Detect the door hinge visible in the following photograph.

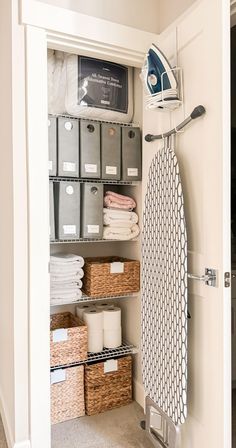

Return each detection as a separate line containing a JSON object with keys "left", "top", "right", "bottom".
{"left": 224, "top": 272, "right": 230, "bottom": 288}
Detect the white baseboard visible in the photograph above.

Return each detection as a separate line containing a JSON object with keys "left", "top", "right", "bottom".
{"left": 13, "top": 441, "right": 31, "bottom": 448}
{"left": 133, "top": 379, "right": 146, "bottom": 410}
{"left": 0, "top": 387, "right": 30, "bottom": 448}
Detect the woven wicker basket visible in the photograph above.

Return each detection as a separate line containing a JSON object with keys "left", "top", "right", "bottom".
{"left": 51, "top": 365, "right": 85, "bottom": 424}
{"left": 85, "top": 355, "right": 132, "bottom": 415}
{"left": 50, "top": 312, "right": 87, "bottom": 367}
{"left": 82, "top": 257, "right": 140, "bottom": 298}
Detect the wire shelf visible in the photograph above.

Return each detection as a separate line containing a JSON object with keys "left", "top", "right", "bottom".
{"left": 50, "top": 292, "right": 138, "bottom": 307}
{"left": 49, "top": 113, "right": 140, "bottom": 129}
{"left": 50, "top": 237, "right": 139, "bottom": 244}
{"left": 49, "top": 176, "right": 139, "bottom": 186}
{"left": 50, "top": 341, "right": 138, "bottom": 371}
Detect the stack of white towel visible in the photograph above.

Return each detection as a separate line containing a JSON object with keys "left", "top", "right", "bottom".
{"left": 76, "top": 302, "right": 122, "bottom": 353}
{"left": 50, "top": 254, "right": 84, "bottom": 305}
{"left": 103, "top": 191, "right": 140, "bottom": 240}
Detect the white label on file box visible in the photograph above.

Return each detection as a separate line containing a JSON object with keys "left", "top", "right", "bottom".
{"left": 85, "top": 164, "right": 97, "bottom": 173}
{"left": 48, "top": 160, "right": 53, "bottom": 171}
{"left": 110, "top": 262, "right": 124, "bottom": 274}
{"left": 63, "top": 225, "right": 76, "bottom": 235}
{"left": 51, "top": 369, "right": 66, "bottom": 385}
{"left": 104, "top": 359, "right": 118, "bottom": 373}
{"left": 106, "top": 166, "right": 117, "bottom": 175}
{"left": 63, "top": 162, "right": 76, "bottom": 172}
{"left": 127, "top": 168, "right": 138, "bottom": 177}
{"left": 87, "top": 225, "right": 99, "bottom": 234}
{"left": 52, "top": 328, "right": 68, "bottom": 342}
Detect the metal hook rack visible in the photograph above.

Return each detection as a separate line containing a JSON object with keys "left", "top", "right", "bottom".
{"left": 145, "top": 105, "right": 206, "bottom": 142}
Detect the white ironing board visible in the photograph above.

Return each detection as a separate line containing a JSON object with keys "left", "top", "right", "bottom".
{"left": 142, "top": 145, "right": 188, "bottom": 445}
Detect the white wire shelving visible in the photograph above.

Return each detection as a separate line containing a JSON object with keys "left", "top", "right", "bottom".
{"left": 50, "top": 292, "right": 138, "bottom": 307}
{"left": 50, "top": 341, "right": 138, "bottom": 371}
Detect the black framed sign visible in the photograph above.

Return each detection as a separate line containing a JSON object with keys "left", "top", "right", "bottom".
{"left": 78, "top": 56, "right": 129, "bottom": 113}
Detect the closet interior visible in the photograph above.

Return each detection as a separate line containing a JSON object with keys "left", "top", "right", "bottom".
{"left": 48, "top": 49, "right": 151, "bottom": 447}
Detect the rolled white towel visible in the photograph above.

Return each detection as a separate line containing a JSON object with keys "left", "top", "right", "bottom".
{"left": 50, "top": 253, "right": 84, "bottom": 267}
{"left": 103, "top": 208, "right": 138, "bottom": 225}
{"left": 103, "top": 224, "right": 140, "bottom": 241}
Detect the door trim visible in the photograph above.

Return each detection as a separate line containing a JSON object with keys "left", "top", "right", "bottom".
{"left": 20, "top": 0, "right": 159, "bottom": 67}
{"left": 22, "top": 2, "right": 231, "bottom": 448}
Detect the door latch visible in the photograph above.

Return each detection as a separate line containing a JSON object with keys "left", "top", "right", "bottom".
{"left": 224, "top": 272, "right": 230, "bottom": 288}
{"left": 188, "top": 268, "right": 217, "bottom": 287}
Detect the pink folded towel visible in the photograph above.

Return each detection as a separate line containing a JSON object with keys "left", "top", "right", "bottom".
{"left": 104, "top": 191, "right": 136, "bottom": 210}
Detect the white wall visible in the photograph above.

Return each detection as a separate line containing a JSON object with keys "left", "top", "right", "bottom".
{"left": 38, "top": 0, "right": 160, "bottom": 33}
{"left": 39, "top": 0, "right": 197, "bottom": 34}
{"left": 0, "top": 1, "right": 29, "bottom": 447}
{"left": 158, "top": 0, "right": 197, "bottom": 32}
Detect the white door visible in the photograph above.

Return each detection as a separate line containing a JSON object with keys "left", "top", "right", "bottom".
{"left": 142, "top": 1, "right": 231, "bottom": 447}
{"left": 20, "top": 1, "right": 231, "bottom": 448}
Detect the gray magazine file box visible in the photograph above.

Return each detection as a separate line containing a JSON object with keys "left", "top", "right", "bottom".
{"left": 101, "top": 123, "right": 121, "bottom": 180}
{"left": 48, "top": 116, "right": 57, "bottom": 177}
{"left": 49, "top": 181, "right": 55, "bottom": 241}
{"left": 54, "top": 181, "right": 80, "bottom": 240}
{"left": 58, "top": 117, "right": 79, "bottom": 177}
{"left": 121, "top": 126, "right": 142, "bottom": 181}
{"left": 81, "top": 183, "right": 104, "bottom": 239}
{"left": 80, "top": 120, "right": 101, "bottom": 178}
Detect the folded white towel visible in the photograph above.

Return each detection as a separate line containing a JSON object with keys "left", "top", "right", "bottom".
{"left": 50, "top": 297, "right": 80, "bottom": 306}
{"left": 103, "top": 208, "right": 138, "bottom": 224}
{"left": 103, "top": 224, "right": 140, "bottom": 241}
{"left": 104, "top": 219, "right": 136, "bottom": 228}
{"left": 50, "top": 289, "right": 82, "bottom": 300}
{"left": 50, "top": 280, "right": 83, "bottom": 290}
{"left": 50, "top": 271, "right": 84, "bottom": 282}
{"left": 50, "top": 253, "right": 84, "bottom": 267}
{"left": 50, "top": 265, "right": 84, "bottom": 276}
{"left": 51, "top": 279, "right": 83, "bottom": 288}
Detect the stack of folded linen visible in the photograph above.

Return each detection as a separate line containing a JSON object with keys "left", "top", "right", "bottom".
{"left": 50, "top": 254, "right": 84, "bottom": 305}
{"left": 103, "top": 192, "right": 140, "bottom": 241}
{"left": 104, "top": 191, "right": 136, "bottom": 210}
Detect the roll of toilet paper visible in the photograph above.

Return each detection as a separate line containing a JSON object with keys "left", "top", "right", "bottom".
{"left": 103, "top": 307, "right": 121, "bottom": 330}
{"left": 76, "top": 304, "right": 96, "bottom": 320}
{"left": 88, "top": 330, "right": 103, "bottom": 353}
{"left": 96, "top": 302, "right": 115, "bottom": 311}
{"left": 83, "top": 309, "right": 103, "bottom": 331}
{"left": 104, "top": 327, "right": 122, "bottom": 349}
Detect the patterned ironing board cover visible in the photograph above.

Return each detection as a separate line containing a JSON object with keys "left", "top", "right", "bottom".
{"left": 142, "top": 147, "right": 188, "bottom": 426}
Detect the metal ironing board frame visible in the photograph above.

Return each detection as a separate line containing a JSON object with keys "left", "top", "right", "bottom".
{"left": 144, "top": 105, "right": 206, "bottom": 142}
